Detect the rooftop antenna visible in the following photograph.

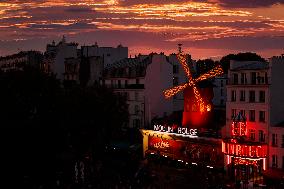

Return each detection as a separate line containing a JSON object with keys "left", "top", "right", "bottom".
{"left": 178, "top": 43, "right": 183, "bottom": 53}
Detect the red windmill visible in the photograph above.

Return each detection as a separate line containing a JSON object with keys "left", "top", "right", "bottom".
{"left": 163, "top": 47, "right": 224, "bottom": 127}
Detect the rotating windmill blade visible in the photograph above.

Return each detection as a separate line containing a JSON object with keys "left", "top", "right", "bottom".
{"left": 163, "top": 52, "right": 224, "bottom": 113}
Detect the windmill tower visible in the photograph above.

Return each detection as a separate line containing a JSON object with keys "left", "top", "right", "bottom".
{"left": 163, "top": 49, "right": 224, "bottom": 127}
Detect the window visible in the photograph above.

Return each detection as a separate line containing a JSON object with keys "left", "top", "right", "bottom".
{"left": 249, "top": 91, "right": 255, "bottom": 102}
{"left": 133, "top": 119, "right": 140, "bottom": 128}
{"left": 173, "top": 77, "right": 179, "bottom": 86}
{"left": 251, "top": 72, "right": 256, "bottom": 84}
{"left": 259, "top": 111, "right": 265, "bottom": 122}
{"left": 118, "top": 80, "right": 121, "bottom": 88}
{"left": 257, "top": 75, "right": 265, "bottom": 84}
{"left": 136, "top": 79, "right": 140, "bottom": 84}
{"left": 241, "top": 73, "right": 247, "bottom": 84}
{"left": 259, "top": 91, "right": 265, "bottom": 103}
{"left": 125, "top": 80, "right": 128, "bottom": 86}
{"left": 272, "top": 134, "right": 278, "bottom": 146}
{"left": 240, "top": 110, "right": 246, "bottom": 117}
{"left": 135, "top": 92, "right": 139, "bottom": 101}
{"left": 134, "top": 105, "right": 139, "bottom": 114}
{"left": 249, "top": 110, "right": 255, "bottom": 122}
{"left": 221, "top": 80, "right": 223, "bottom": 87}
{"left": 282, "top": 135, "right": 284, "bottom": 148}
{"left": 259, "top": 130, "right": 265, "bottom": 142}
{"left": 249, "top": 129, "right": 255, "bottom": 141}
{"left": 173, "top": 65, "right": 179, "bottom": 74}
{"left": 272, "top": 155, "right": 278, "bottom": 168}
{"left": 220, "top": 99, "right": 224, "bottom": 105}
{"left": 231, "top": 90, "right": 236, "bottom": 102}
{"left": 221, "top": 89, "right": 223, "bottom": 96}
{"left": 231, "top": 109, "right": 237, "bottom": 119}
{"left": 283, "top": 156, "right": 284, "bottom": 170}
{"left": 233, "top": 74, "right": 238, "bottom": 84}
{"left": 240, "top": 90, "right": 246, "bottom": 101}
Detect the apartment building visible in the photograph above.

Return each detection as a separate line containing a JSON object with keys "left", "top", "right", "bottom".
{"left": 0, "top": 51, "right": 43, "bottom": 72}
{"left": 223, "top": 56, "right": 284, "bottom": 184}
{"left": 42, "top": 37, "right": 127, "bottom": 83}
{"left": 102, "top": 53, "right": 190, "bottom": 128}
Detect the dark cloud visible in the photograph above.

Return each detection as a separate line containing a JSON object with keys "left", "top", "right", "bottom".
{"left": 65, "top": 6, "right": 94, "bottom": 13}
{"left": 187, "top": 36, "right": 284, "bottom": 50}
{"left": 217, "top": 0, "right": 284, "bottom": 8}
{"left": 120, "top": 0, "right": 284, "bottom": 8}
{"left": 28, "top": 22, "right": 97, "bottom": 30}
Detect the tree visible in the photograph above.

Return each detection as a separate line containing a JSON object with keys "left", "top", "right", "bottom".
{"left": 196, "top": 59, "right": 217, "bottom": 75}
{"left": 0, "top": 66, "right": 128, "bottom": 187}
{"left": 220, "top": 52, "right": 266, "bottom": 73}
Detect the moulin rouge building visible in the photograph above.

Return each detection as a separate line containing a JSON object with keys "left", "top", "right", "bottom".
{"left": 141, "top": 52, "right": 284, "bottom": 185}
{"left": 141, "top": 49, "right": 225, "bottom": 170}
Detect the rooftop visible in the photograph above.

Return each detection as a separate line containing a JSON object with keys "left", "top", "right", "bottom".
{"left": 105, "top": 56, "right": 152, "bottom": 69}
{"left": 231, "top": 61, "right": 269, "bottom": 71}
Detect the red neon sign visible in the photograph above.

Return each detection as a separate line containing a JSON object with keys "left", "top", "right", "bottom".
{"left": 231, "top": 121, "right": 247, "bottom": 137}
{"left": 233, "top": 158, "right": 259, "bottom": 166}
{"left": 222, "top": 141, "right": 267, "bottom": 158}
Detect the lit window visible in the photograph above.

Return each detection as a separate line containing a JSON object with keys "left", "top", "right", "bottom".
{"left": 259, "top": 111, "right": 265, "bottom": 122}
{"left": 249, "top": 91, "right": 255, "bottom": 102}
{"left": 272, "top": 134, "right": 278, "bottom": 146}
{"left": 259, "top": 130, "right": 265, "bottom": 142}
{"left": 249, "top": 129, "right": 255, "bottom": 141}
{"left": 240, "top": 90, "right": 246, "bottom": 101}
{"left": 259, "top": 91, "right": 265, "bottom": 103}
{"left": 249, "top": 110, "right": 255, "bottom": 122}
{"left": 231, "top": 90, "right": 236, "bottom": 102}
{"left": 272, "top": 155, "right": 278, "bottom": 168}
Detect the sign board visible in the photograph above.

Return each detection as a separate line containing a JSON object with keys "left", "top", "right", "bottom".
{"left": 153, "top": 124, "right": 198, "bottom": 138}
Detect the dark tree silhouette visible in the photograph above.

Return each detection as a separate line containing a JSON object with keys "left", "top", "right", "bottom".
{"left": 196, "top": 59, "right": 217, "bottom": 75}
{"left": 0, "top": 66, "right": 128, "bottom": 187}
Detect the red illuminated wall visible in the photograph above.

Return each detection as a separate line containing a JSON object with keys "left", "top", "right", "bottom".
{"left": 148, "top": 136, "right": 223, "bottom": 166}
{"left": 182, "top": 86, "right": 213, "bottom": 128}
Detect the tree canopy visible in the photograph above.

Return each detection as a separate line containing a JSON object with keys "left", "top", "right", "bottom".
{"left": 0, "top": 66, "right": 128, "bottom": 186}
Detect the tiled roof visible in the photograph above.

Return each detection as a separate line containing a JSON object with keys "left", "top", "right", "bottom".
{"left": 105, "top": 56, "right": 151, "bottom": 69}
{"left": 232, "top": 61, "right": 269, "bottom": 71}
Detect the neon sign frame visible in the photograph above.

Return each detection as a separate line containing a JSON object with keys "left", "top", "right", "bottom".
{"left": 153, "top": 125, "right": 198, "bottom": 138}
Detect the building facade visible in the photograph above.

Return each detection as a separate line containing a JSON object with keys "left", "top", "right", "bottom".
{"left": 0, "top": 51, "right": 43, "bottom": 72}
{"left": 223, "top": 57, "right": 284, "bottom": 184}
{"left": 42, "top": 37, "right": 78, "bottom": 80}
{"left": 41, "top": 37, "right": 127, "bottom": 86}
{"left": 212, "top": 75, "right": 228, "bottom": 108}
{"left": 102, "top": 53, "right": 190, "bottom": 128}
{"left": 81, "top": 43, "right": 128, "bottom": 67}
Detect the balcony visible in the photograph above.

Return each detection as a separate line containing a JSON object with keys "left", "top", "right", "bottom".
{"left": 228, "top": 77, "right": 271, "bottom": 85}
{"left": 105, "top": 84, "right": 145, "bottom": 89}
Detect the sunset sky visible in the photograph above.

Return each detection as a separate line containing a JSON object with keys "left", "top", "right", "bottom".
{"left": 0, "top": 0, "right": 284, "bottom": 59}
